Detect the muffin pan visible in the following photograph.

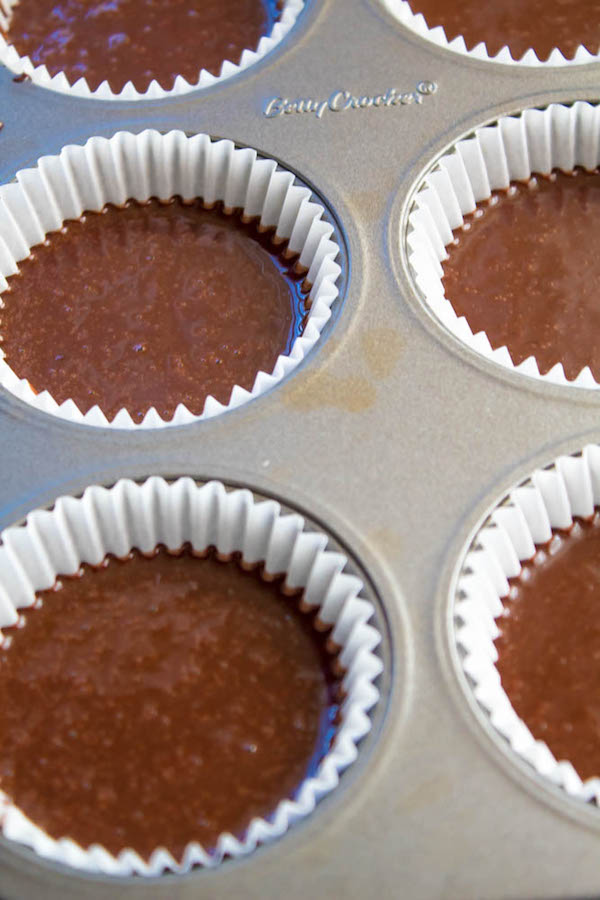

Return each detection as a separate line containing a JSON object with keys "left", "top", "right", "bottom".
{"left": 0, "top": 0, "right": 600, "bottom": 897}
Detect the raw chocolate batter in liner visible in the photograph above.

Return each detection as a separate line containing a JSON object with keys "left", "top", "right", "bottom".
{"left": 408, "top": 0, "right": 600, "bottom": 60}
{"left": 3, "top": 0, "right": 283, "bottom": 93}
{"left": 0, "top": 548, "right": 341, "bottom": 860}
{"left": 496, "top": 515, "right": 600, "bottom": 782}
{"left": 0, "top": 198, "right": 309, "bottom": 423}
{"left": 442, "top": 169, "right": 600, "bottom": 382}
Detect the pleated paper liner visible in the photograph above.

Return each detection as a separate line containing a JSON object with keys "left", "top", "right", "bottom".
{"left": 382, "top": 0, "right": 600, "bottom": 66}
{"left": 406, "top": 101, "right": 600, "bottom": 391}
{"left": 0, "top": 129, "right": 342, "bottom": 428}
{"left": 453, "top": 444, "right": 600, "bottom": 802}
{"left": 0, "top": 476, "right": 382, "bottom": 875}
{"left": 0, "top": 0, "right": 304, "bottom": 99}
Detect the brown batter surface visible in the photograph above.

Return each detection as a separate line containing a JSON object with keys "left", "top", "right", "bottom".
{"left": 4, "top": 0, "right": 280, "bottom": 93}
{"left": 0, "top": 198, "right": 308, "bottom": 422}
{"left": 0, "top": 548, "right": 340, "bottom": 860}
{"left": 408, "top": 0, "right": 600, "bottom": 60}
{"left": 496, "top": 516, "right": 600, "bottom": 781}
{"left": 442, "top": 170, "right": 600, "bottom": 382}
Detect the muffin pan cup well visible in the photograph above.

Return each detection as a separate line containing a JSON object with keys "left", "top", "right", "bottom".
{"left": 454, "top": 444, "right": 600, "bottom": 802}
{"left": 406, "top": 101, "right": 600, "bottom": 391}
{"left": 2, "top": 0, "right": 600, "bottom": 897}
{"left": 381, "top": 0, "right": 600, "bottom": 66}
{"left": 0, "top": 130, "right": 342, "bottom": 428}
{"left": 0, "top": 0, "right": 305, "bottom": 99}
{"left": 0, "top": 476, "right": 381, "bottom": 875}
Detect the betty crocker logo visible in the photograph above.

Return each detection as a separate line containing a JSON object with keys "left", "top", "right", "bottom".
{"left": 263, "top": 81, "right": 437, "bottom": 119}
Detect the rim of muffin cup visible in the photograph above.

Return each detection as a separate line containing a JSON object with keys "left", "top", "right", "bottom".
{"left": 0, "top": 0, "right": 305, "bottom": 99}
{"left": 381, "top": 0, "right": 600, "bottom": 66}
{"left": 454, "top": 444, "right": 600, "bottom": 803}
{"left": 405, "top": 100, "right": 600, "bottom": 391}
{"left": 0, "top": 129, "right": 343, "bottom": 429}
{"left": 0, "top": 475, "right": 383, "bottom": 876}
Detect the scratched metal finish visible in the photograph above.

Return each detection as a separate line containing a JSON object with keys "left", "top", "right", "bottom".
{"left": 0, "top": 1, "right": 599, "bottom": 898}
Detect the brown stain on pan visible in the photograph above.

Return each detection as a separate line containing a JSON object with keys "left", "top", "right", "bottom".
{"left": 361, "top": 328, "right": 404, "bottom": 380}
{"left": 395, "top": 774, "right": 453, "bottom": 813}
{"left": 283, "top": 327, "right": 403, "bottom": 413}
{"left": 284, "top": 373, "right": 377, "bottom": 413}
{"left": 365, "top": 527, "right": 403, "bottom": 556}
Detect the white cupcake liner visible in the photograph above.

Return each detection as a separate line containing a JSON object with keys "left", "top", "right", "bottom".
{"left": 455, "top": 443, "right": 600, "bottom": 802}
{"left": 0, "top": 129, "right": 342, "bottom": 428}
{"left": 382, "top": 0, "right": 600, "bottom": 66}
{"left": 406, "top": 100, "right": 600, "bottom": 390}
{"left": 0, "top": 476, "right": 382, "bottom": 875}
{"left": 0, "top": 0, "right": 304, "bottom": 99}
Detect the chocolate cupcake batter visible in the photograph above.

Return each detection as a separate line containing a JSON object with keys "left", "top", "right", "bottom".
{"left": 0, "top": 548, "right": 340, "bottom": 860}
{"left": 408, "top": 0, "right": 600, "bottom": 61}
{"left": 496, "top": 515, "right": 600, "bottom": 781}
{"left": 442, "top": 170, "right": 600, "bottom": 382}
{"left": 0, "top": 198, "right": 309, "bottom": 422}
{"left": 4, "top": 0, "right": 281, "bottom": 93}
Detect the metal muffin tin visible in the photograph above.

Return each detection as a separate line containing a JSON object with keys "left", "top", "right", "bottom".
{"left": 0, "top": 0, "right": 599, "bottom": 896}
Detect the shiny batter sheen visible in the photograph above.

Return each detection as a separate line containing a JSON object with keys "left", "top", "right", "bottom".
{"left": 442, "top": 170, "right": 600, "bottom": 382}
{"left": 408, "top": 0, "right": 600, "bottom": 60}
{"left": 496, "top": 516, "right": 600, "bottom": 781}
{"left": 0, "top": 198, "right": 308, "bottom": 422}
{"left": 0, "top": 549, "right": 340, "bottom": 860}
{"left": 4, "top": 0, "right": 280, "bottom": 92}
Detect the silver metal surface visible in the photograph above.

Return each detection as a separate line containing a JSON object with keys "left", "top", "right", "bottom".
{"left": 0, "top": 1, "right": 599, "bottom": 896}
